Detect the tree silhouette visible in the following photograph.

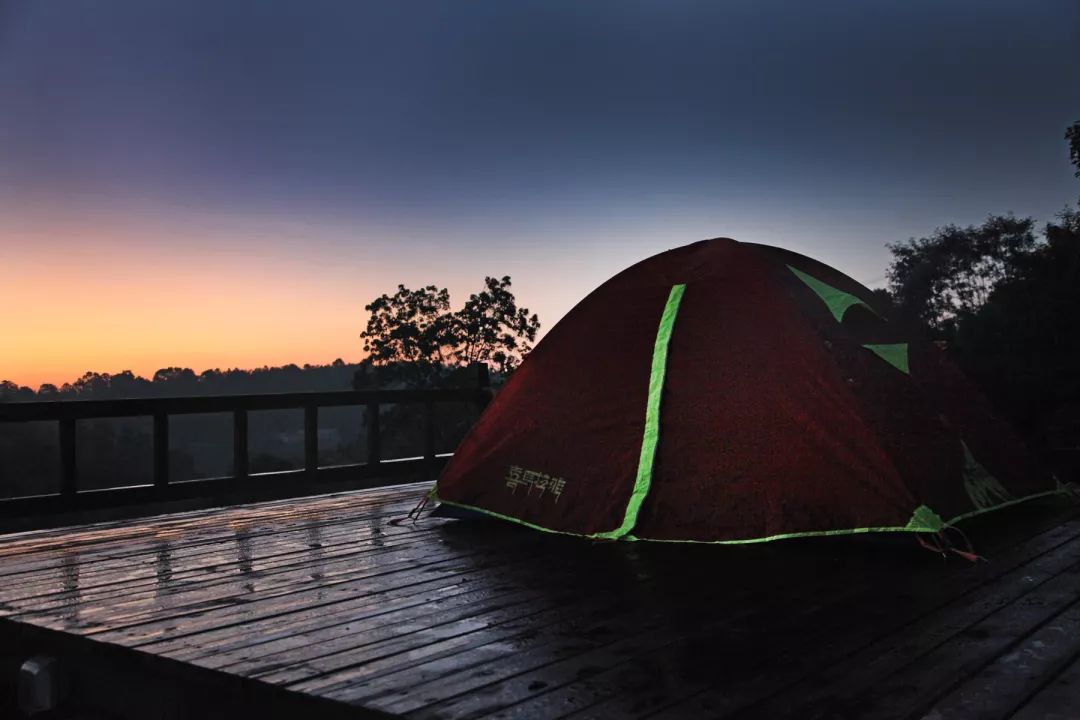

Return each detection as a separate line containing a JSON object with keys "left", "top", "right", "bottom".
{"left": 883, "top": 124, "right": 1080, "bottom": 462}
{"left": 451, "top": 276, "right": 540, "bottom": 374}
{"left": 950, "top": 205, "right": 1080, "bottom": 448}
{"left": 886, "top": 214, "right": 1037, "bottom": 334}
{"left": 0, "top": 381, "right": 34, "bottom": 402}
{"left": 360, "top": 276, "right": 540, "bottom": 379}
{"left": 1067, "top": 120, "right": 1079, "bottom": 178}
{"left": 360, "top": 285, "right": 453, "bottom": 372}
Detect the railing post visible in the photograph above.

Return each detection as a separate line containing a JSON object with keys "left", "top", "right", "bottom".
{"left": 153, "top": 411, "right": 169, "bottom": 489}
{"left": 233, "top": 409, "right": 249, "bottom": 481}
{"left": 424, "top": 399, "right": 436, "bottom": 468}
{"left": 304, "top": 405, "right": 318, "bottom": 479}
{"left": 473, "top": 362, "right": 492, "bottom": 414}
{"left": 366, "top": 401, "right": 381, "bottom": 467}
{"left": 59, "top": 418, "right": 77, "bottom": 498}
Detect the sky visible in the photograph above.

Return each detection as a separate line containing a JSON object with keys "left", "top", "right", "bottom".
{"left": 1, "top": 0, "right": 1078, "bottom": 388}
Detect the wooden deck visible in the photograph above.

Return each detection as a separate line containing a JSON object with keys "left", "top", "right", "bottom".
{"left": 1, "top": 482, "right": 1079, "bottom": 720}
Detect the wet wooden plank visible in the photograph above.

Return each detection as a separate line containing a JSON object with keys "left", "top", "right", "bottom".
{"left": 198, "top": 584, "right": 557, "bottom": 674}
{"left": 140, "top": 570, "right": 493, "bottom": 659}
{"left": 286, "top": 598, "right": 630, "bottom": 698}
{"left": 172, "top": 534, "right": 586, "bottom": 668}
{"left": 0, "top": 483, "right": 1076, "bottom": 720}
{"left": 91, "top": 526, "right": 547, "bottom": 648}
{"left": 811, "top": 563, "right": 1080, "bottom": 720}
{"left": 1011, "top": 654, "right": 1080, "bottom": 720}
{"left": 918, "top": 599, "right": 1080, "bottom": 720}
{"left": 252, "top": 543, "right": 662, "bottom": 688}
{"left": 5, "top": 531, "right": 452, "bottom": 631}
{"left": 0, "top": 519, "right": 440, "bottom": 605}
{"left": 0, "top": 486, "right": 425, "bottom": 579}
{"left": 319, "top": 526, "right": 963, "bottom": 716}
{"left": 321, "top": 532, "right": 925, "bottom": 716}
{"left": 647, "top": 521, "right": 1080, "bottom": 720}
{"left": 0, "top": 491, "right": 417, "bottom": 571}
{"left": 414, "top": 511, "right": 1080, "bottom": 720}
{"left": 0, "top": 491, "right": 432, "bottom": 613}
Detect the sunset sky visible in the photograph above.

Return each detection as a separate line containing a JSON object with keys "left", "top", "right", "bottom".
{"left": 2, "top": 0, "right": 1078, "bottom": 389}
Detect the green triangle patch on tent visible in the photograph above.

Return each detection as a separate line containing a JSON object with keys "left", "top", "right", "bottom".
{"left": 962, "top": 441, "right": 1013, "bottom": 510}
{"left": 904, "top": 505, "right": 945, "bottom": 533}
{"left": 863, "top": 343, "right": 910, "bottom": 374}
{"left": 788, "top": 265, "right": 878, "bottom": 323}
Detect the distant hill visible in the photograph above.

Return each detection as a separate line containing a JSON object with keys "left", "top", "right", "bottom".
{"left": 0, "top": 360, "right": 362, "bottom": 402}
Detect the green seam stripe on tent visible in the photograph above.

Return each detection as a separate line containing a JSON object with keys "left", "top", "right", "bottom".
{"left": 431, "top": 283, "right": 686, "bottom": 542}
{"left": 625, "top": 526, "right": 920, "bottom": 544}
{"left": 863, "top": 343, "right": 909, "bottom": 374}
{"left": 593, "top": 283, "right": 686, "bottom": 540}
{"left": 437, "top": 497, "right": 937, "bottom": 544}
{"left": 946, "top": 488, "right": 1065, "bottom": 525}
{"left": 625, "top": 491, "right": 1069, "bottom": 544}
{"left": 435, "top": 487, "right": 1067, "bottom": 544}
{"left": 624, "top": 505, "right": 944, "bottom": 544}
{"left": 788, "top": 265, "right": 878, "bottom": 323}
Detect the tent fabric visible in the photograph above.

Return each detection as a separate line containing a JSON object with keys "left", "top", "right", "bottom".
{"left": 430, "top": 238, "right": 1059, "bottom": 543}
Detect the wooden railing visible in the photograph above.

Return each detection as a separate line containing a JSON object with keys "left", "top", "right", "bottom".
{"left": 0, "top": 377, "right": 491, "bottom": 531}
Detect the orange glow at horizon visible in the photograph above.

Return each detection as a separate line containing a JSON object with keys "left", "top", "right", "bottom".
{"left": 2, "top": 256, "right": 372, "bottom": 388}
{"left": 0, "top": 213, "right": 396, "bottom": 389}
{"left": 0, "top": 207, "right": 591, "bottom": 391}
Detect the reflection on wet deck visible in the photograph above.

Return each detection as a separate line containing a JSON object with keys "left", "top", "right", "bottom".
{"left": 0, "top": 482, "right": 1079, "bottom": 719}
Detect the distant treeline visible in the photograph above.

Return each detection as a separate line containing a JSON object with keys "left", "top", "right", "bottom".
{"left": 881, "top": 123, "right": 1080, "bottom": 465}
{"left": 0, "top": 360, "right": 362, "bottom": 402}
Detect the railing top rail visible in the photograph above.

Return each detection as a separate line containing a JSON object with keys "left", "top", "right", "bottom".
{"left": 0, "top": 386, "right": 485, "bottom": 423}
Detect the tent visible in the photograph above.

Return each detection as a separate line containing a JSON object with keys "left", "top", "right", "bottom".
{"left": 430, "top": 238, "right": 1059, "bottom": 544}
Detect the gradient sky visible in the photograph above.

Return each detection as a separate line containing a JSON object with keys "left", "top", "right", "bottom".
{"left": 2, "top": 0, "right": 1078, "bottom": 388}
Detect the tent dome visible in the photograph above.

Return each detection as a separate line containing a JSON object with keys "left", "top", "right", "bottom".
{"left": 432, "top": 238, "right": 1056, "bottom": 543}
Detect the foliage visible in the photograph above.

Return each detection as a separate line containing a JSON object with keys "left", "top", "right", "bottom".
{"left": 451, "top": 276, "right": 541, "bottom": 374}
{"left": 0, "top": 361, "right": 359, "bottom": 401}
{"left": 885, "top": 214, "right": 1038, "bottom": 334}
{"left": 360, "top": 285, "right": 452, "bottom": 370}
{"left": 884, "top": 205, "right": 1080, "bottom": 451}
{"left": 949, "top": 205, "right": 1080, "bottom": 446}
{"left": 0, "top": 381, "right": 34, "bottom": 402}
{"left": 359, "top": 276, "right": 539, "bottom": 381}
{"left": 880, "top": 125, "right": 1080, "bottom": 460}
{"left": 1068, "top": 120, "right": 1080, "bottom": 178}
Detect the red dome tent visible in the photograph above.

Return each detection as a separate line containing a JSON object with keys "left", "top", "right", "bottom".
{"left": 431, "top": 239, "right": 1058, "bottom": 543}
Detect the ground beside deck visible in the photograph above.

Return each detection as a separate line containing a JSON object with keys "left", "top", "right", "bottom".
{"left": 1, "top": 482, "right": 1079, "bottom": 720}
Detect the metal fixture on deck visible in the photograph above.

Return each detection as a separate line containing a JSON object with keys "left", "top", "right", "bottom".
{"left": 18, "top": 655, "right": 68, "bottom": 715}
